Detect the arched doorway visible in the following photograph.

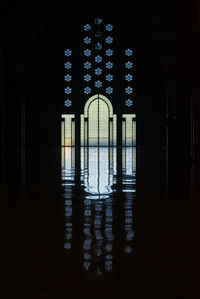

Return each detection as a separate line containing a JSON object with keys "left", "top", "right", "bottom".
{"left": 81, "top": 94, "right": 117, "bottom": 146}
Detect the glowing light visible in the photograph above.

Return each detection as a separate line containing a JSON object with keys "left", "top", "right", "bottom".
{"left": 84, "top": 24, "right": 91, "bottom": 31}
{"left": 106, "top": 49, "right": 113, "bottom": 56}
{"left": 125, "top": 49, "right": 133, "bottom": 56}
{"left": 84, "top": 36, "right": 91, "bottom": 44}
{"left": 95, "top": 55, "right": 102, "bottom": 63}
{"left": 64, "top": 99, "right": 72, "bottom": 107}
{"left": 64, "top": 87, "right": 72, "bottom": 94}
{"left": 125, "top": 74, "right": 133, "bottom": 81}
{"left": 106, "top": 24, "right": 113, "bottom": 31}
{"left": 106, "top": 61, "right": 113, "bottom": 69}
{"left": 84, "top": 74, "right": 91, "bottom": 82}
{"left": 106, "top": 36, "right": 113, "bottom": 44}
{"left": 95, "top": 43, "right": 102, "bottom": 50}
{"left": 95, "top": 68, "right": 102, "bottom": 75}
{"left": 106, "top": 86, "right": 113, "bottom": 94}
{"left": 95, "top": 18, "right": 102, "bottom": 25}
{"left": 64, "top": 49, "right": 72, "bottom": 56}
{"left": 64, "top": 74, "right": 72, "bottom": 82}
{"left": 84, "top": 87, "right": 91, "bottom": 94}
{"left": 125, "top": 61, "right": 133, "bottom": 69}
{"left": 106, "top": 74, "right": 113, "bottom": 81}
{"left": 125, "top": 99, "right": 133, "bottom": 107}
{"left": 84, "top": 49, "right": 91, "bottom": 56}
{"left": 125, "top": 86, "right": 133, "bottom": 94}
{"left": 84, "top": 61, "right": 91, "bottom": 69}
{"left": 64, "top": 62, "right": 72, "bottom": 69}
{"left": 95, "top": 80, "right": 102, "bottom": 88}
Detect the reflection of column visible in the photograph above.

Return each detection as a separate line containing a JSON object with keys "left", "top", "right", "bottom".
{"left": 83, "top": 198, "right": 92, "bottom": 270}
{"left": 105, "top": 198, "right": 113, "bottom": 272}
{"left": 62, "top": 147, "right": 75, "bottom": 251}
{"left": 94, "top": 201, "right": 103, "bottom": 276}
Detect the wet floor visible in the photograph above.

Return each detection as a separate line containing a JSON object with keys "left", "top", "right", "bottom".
{"left": 0, "top": 147, "right": 199, "bottom": 298}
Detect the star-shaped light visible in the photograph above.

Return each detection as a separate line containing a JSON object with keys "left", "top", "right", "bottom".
{"left": 125, "top": 74, "right": 133, "bottom": 81}
{"left": 106, "top": 61, "right": 113, "bottom": 69}
{"left": 106, "top": 36, "right": 113, "bottom": 44}
{"left": 64, "top": 49, "right": 72, "bottom": 57}
{"left": 84, "top": 24, "right": 91, "bottom": 31}
{"left": 64, "top": 74, "right": 72, "bottom": 82}
{"left": 125, "top": 49, "right": 133, "bottom": 56}
{"left": 95, "top": 80, "right": 102, "bottom": 88}
{"left": 64, "top": 62, "right": 72, "bottom": 69}
{"left": 64, "top": 87, "right": 72, "bottom": 94}
{"left": 106, "top": 74, "right": 113, "bottom": 81}
{"left": 84, "top": 61, "right": 91, "bottom": 69}
{"left": 84, "top": 87, "right": 91, "bottom": 94}
{"left": 106, "top": 24, "right": 113, "bottom": 31}
{"left": 84, "top": 36, "right": 91, "bottom": 44}
{"left": 95, "top": 55, "right": 102, "bottom": 63}
{"left": 95, "top": 68, "right": 102, "bottom": 75}
{"left": 125, "top": 86, "right": 133, "bottom": 94}
{"left": 84, "top": 74, "right": 91, "bottom": 82}
{"left": 125, "top": 61, "right": 133, "bottom": 69}
{"left": 106, "top": 49, "right": 113, "bottom": 56}
{"left": 84, "top": 49, "right": 91, "bottom": 56}
{"left": 106, "top": 86, "right": 113, "bottom": 94}
{"left": 125, "top": 99, "right": 133, "bottom": 107}
{"left": 64, "top": 99, "right": 72, "bottom": 107}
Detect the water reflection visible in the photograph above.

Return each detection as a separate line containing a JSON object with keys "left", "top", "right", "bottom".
{"left": 61, "top": 147, "right": 136, "bottom": 276}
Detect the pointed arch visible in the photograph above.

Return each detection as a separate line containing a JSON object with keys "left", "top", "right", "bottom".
{"left": 84, "top": 94, "right": 113, "bottom": 117}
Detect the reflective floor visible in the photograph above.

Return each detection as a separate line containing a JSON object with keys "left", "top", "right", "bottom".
{"left": 0, "top": 147, "right": 199, "bottom": 298}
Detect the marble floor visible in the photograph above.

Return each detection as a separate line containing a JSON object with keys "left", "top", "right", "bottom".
{"left": 0, "top": 146, "right": 199, "bottom": 298}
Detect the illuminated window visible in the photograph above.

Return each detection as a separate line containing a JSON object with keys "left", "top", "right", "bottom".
{"left": 122, "top": 114, "right": 136, "bottom": 146}
{"left": 61, "top": 114, "right": 75, "bottom": 146}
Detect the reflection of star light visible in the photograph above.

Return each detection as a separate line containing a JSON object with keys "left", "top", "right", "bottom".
{"left": 106, "top": 24, "right": 113, "bottom": 31}
{"left": 125, "top": 48, "right": 133, "bottom": 56}
{"left": 84, "top": 24, "right": 91, "bottom": 31}
{"left": 106, "top": 36, "right": 113, "bottom": 44}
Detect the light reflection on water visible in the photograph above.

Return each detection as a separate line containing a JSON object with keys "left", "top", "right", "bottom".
{"left": 61, "top": 147, "right": 136, "bottom": 276}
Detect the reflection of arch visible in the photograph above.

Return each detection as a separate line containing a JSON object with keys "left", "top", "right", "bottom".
{"left": 81, "top": 94, "right": 117, "bottom": 146}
